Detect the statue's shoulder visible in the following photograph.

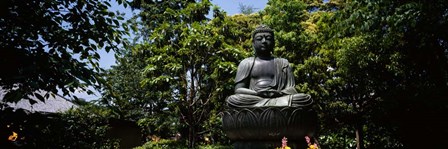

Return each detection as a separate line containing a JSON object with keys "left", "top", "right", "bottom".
{"left": 236, "top": 57, "right": 255, "bottom": 69}
{"left": 274, "top": 57, "right": 290, "bottom": 64}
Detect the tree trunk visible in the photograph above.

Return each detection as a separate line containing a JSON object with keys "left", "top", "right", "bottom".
{"left": 188, "top": 126, "right": 196, "bottom": 148}
{"left": 355, "top": 122, "right": 364, "bottom": 149}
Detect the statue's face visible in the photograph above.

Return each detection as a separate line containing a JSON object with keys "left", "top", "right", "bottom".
{"left": 253, "top": 32, "right": 274, "bottom": 57}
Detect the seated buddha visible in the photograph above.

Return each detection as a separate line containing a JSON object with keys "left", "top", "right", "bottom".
{"left": 226, "top": 25, "right": 313, "bottom": 108}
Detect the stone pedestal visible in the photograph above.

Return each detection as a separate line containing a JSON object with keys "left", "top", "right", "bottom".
{"left": 222, "top": 107, "right": 317, "bottom": 149}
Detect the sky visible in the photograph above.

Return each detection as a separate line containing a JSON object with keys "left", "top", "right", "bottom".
{"left": 77, "top": 0, "right": 269, "bottom": 100}
{"left": 211, "top": 0, "right": 268, "bottom": 16}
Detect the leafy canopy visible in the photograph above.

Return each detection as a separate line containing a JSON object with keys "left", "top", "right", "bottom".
{"left": 0, "top": 0, "right": 128, "bottom": 102}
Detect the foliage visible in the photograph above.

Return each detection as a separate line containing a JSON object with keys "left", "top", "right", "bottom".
{"left": 134, "top": 139, "right": 232, "bottom": 149}
{"left": 262, "top": 1, "right": 342, "bottom": 147}
{"left": 129, "top": 1, "right": 215, "bottom": 147}
{"left": 134, "top": 139, "right": 185, "bottom": 149}
{"left": 106, "top": 0, "right": 448, "bottom": 148}
{"left": 0, "top": 103, "right": 119, "bottom": 148}
{"left": 4, "top": 0, "right": 446, "bottom": 148}
{"left": 263, "top": 0, "right": 309, "bottom": 63}
{"left": 101, "top": 51, "right": 149, "bottom": 120}
{"left": 330, "top": 0, "right": 448, "bottom": 148}
{"left": 53, "top": 104, "right": 120, "bottom": 148}
{"left": 263, "top": 0, "right": 448, "bottom": 148}
{"left": 116, "top": 0, "right": 265, "bottom": 146}
{"left": 125, "top": 0, "right": 264, "bottom": 147}
{"left": 0, "top": 0, "right": 128, "bottom": 102}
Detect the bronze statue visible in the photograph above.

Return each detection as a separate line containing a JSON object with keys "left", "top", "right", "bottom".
{"left": 223, "top": 25, "right": 318, "bottom": 149}
{"left": 226, "top": 25, "right": 313, "bottom": 108}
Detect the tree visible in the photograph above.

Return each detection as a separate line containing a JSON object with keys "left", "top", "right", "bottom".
{"left": 238, "top": 3, "right": 257, "bottom": 15}
{"left": 129, "top": 0, "right": 225, "bottom": 147}
{"left": 261, "top": 0, "right": 354, "bottom": 148}
{"left": 262, "top": 0, "right": 404, "bottom": 148}
{"left": 331, "top": 0, "right": 448, "bottom": 148}
{"left": 101, "top": 48, "right": 155, "bottom": 120}
{"left": 0, "top": 0, "right": 128, "bottom": 102}
{"left": 100, "top": 45, "right": 177, "bottom": 141}
{"left": 126, "top": 0, "right": 268, "bottom": 146}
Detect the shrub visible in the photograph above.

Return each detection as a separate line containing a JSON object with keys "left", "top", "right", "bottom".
{"left": 134, "top": 139, "right": 232, "bottom": 149}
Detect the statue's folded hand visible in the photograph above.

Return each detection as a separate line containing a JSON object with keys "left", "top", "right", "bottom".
{"left": 257, "top": 90, "right": 282, "bottom": 98}
{"left": 235, "top": 88, "right": 258, "bottom": 95}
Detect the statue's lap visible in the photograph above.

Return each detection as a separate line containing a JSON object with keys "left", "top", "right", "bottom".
{"left": 226, "top": 93, "right": 312, "bottom": 108}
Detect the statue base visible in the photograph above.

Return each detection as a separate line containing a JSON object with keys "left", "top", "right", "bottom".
{"left": 222, "top": 107, "right": 317, "bottom": 149}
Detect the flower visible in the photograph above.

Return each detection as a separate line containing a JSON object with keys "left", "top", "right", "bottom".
{"left": 308, "top": 144, "right": 318, "bottom": 149}
{"left": 276, "top": 137, "right": 291, "bottom": 149}
{"left": 305, "top": 135, "right": 319, "bottom": 149}
{"left": 305, "top": 136, "right": 311, "bottom": 144}
{"left": 8, "top": 131, "right": 18, "bottom": 141}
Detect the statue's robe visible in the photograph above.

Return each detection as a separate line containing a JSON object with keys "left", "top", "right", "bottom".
{"left": 226, "top": 57, "right": 312, "bottom": 108}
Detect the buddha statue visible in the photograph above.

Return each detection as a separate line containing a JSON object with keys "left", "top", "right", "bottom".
{"left": 226, "top": 25, "right": 313, "bottom": 108}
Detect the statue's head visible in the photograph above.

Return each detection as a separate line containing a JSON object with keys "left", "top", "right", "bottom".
{"left": 252, "top": 25, "right": 275, "bottom": 57}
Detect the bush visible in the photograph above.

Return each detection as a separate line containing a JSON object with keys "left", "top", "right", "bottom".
{"left": 134, "top": 139, "right": 186, "bottom": 149}
{"left": 134, "top": 139, "right": 232, "bottom": 149}
{"left": 1, "top": 103, "right": 120, "bottom": 148}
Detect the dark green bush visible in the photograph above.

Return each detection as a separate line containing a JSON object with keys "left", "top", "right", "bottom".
{"left": 134, "top": 139, "right": 232, "bottom": 149}
{"left": 1, "top": 104, "right": 120, "bottom": 148}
